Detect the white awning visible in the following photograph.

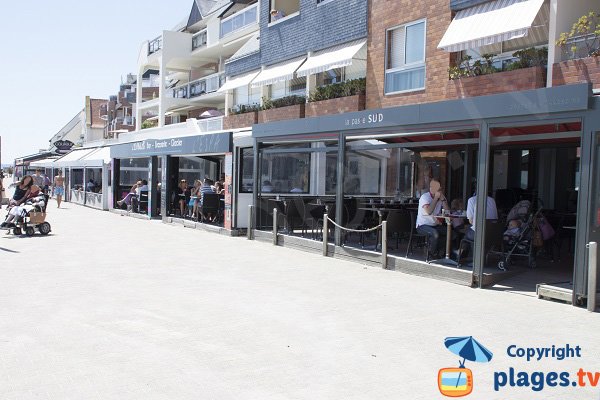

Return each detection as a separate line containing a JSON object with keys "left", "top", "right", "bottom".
{"left": 54, "top": 148, "right": 97, "bottom": 167}
{"left": 251, "top": 58, "right": 306, "bottom": 88}
{"left": 296, "top": 40, "right": 366, "bottom": 77}
{"left": 29, "top": 158, "right": 58, "bottom": 168}
{"left": 80, "top": 147, "right": 111, "bottom": 167}
{"left": 437, "top": 0, "right": 546, "bottom": 52}
{"left": 217, "top": 70, "right": 260, "bottom": 92}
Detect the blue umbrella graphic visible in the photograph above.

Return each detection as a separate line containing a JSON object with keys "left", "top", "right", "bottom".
{"left": 444, "top": 336, "right": 493, "bottom": 387}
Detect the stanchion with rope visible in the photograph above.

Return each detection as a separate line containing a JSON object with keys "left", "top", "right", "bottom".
{"left": 323, "top": 215, "right": 386, "bottom": 269}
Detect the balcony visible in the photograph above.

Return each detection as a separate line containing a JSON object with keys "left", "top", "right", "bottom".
{"left": 198, "top": 116, "right": 224, "bottom": 132}
{"left": 192, "top": 29, "right": 208, "bottom": 51}
{"left": 171, "top": 73, "right": 226, "bottom": 99}
{"left": 559, "top": 33, "right": 599, "bottom": 61}
{"left": 220, "top": 4, "right": 258, "bottom": 38}
{"left": 148, "top": 36, "right": 162, "bottom": 55}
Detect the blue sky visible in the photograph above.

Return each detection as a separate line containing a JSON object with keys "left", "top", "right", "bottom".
{"left": 0, "top": 0, "right": 192, "bottom": 163}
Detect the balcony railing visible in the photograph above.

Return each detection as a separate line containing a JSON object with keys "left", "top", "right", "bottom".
{"left": 560, "top": 33, "right": 600, "bottom": 61}
{"left": 192, "top": 29, "right": 208, "bottom": 50}
{"left": 148, "top": 36, "right": 163, "bottom": 55}
{"left": 171, "top": 73, "right": 226, "bottom": 99}
{"left": 198, "top": 116, "right": 224, "bottom": 132}
{"left": 220, "top": 3, "right": 258, "bottom": 38}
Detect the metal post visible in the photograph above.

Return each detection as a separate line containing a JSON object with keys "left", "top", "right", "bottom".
{"left": 475, "top": 121, "right": 490, "bottom": 288}
{"left": 273, "top": 208, "right": 278, "bottom": 245}
{"left": 247, "top": 204, "right": 254, "bottom": 240}
{"left": 335, "top": 132, "right": 346, "bottom": 246}
{"left": 322, "top": 214, "right": 328, "bottom": 256}
{"left": 588, "top": 242, "right": 597, "bottom": 312}
{"left": 381, "top": 221, "right": 388, "bottom": 269}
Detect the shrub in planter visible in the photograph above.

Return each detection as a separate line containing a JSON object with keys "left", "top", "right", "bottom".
{"left": 261, "top": 95, "right": 306, "bottom": 110}
{"left": 229, "top": 103, "right": 260, "bottom": 115}
{"left": 308, "top": 78, "right": 366, "bottom": 102}
{"left": 505, "top": 47, "right": 548, "bottom": 71}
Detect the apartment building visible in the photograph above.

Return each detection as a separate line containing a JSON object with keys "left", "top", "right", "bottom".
{"left": 133, "top": 0, "right": 261, "bottom": 131}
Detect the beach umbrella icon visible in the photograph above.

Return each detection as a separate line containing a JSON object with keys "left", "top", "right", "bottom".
{"left": 443, "top": 336, "right": 493, "bottom": 391}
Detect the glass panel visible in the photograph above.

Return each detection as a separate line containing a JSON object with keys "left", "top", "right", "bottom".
{"left": 385, "top": 66, "right": 425, "bottom": 93}
{"left": 85, "top": 168, "right": 102, "bottom": 193}
{"left": 405, "top": 22, "right": 425, "bottom": 64}
{"left": 239, "top": 147, "right": 254, "bottom": 193}
{"left": 119, "top": 158, "right": 150, "bottom": 187}
{"left": 178, "top": 156, "right": 218, "bottom": 184}
{"left": 261, "top": 152, "right": 310, "bottom": 193}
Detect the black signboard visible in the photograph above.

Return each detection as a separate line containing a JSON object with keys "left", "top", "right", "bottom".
{"left": 54, "top": 140, "right": 74, "bottom": 154}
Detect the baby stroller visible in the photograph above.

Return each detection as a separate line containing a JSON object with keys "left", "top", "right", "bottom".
{"left": 493, "top": 200, "right": 545, "bottom": 270}
{"left": 2, "top": 192, "right": 51, "bottom": 236}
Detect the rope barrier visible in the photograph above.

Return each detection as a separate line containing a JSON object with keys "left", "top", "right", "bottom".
{"left": 325, "top": 216, "right": 382, "bottom": 233}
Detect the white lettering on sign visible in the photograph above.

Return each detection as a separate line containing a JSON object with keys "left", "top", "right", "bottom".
{"left": 170, "top": 139, "right": 183, "bottom": 147}
{"left": 344, "top": 113, "right": 384, "bottom": 127}
{"left": 132, "top": 142, "right": 146, "bottom": 151}
{"left": 155, "top": 140, "right": 168, "bottom": 149}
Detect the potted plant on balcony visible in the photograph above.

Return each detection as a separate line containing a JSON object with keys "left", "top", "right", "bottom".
{"left": 306, "top": 78, "right": 366, "bottom": 117}
{"left": 224, "top": 103, "right": 261, "bottom": 129}
{"left": 257, "top": 95, "right": 306, "bottom": 123}
{"left": 556, "top": 11, "right": 600, "bottom": 59}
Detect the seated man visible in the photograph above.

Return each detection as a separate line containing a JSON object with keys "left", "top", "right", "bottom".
{"left": 465, "top": 188, "right": 498, "bottom": 242}
{"left": 416, "top": 178, "right": 449, "bottom": 258}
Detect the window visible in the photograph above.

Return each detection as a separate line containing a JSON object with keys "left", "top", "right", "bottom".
{"left": 119, "top": 158, "right": 149, "bottom": 187}
{"left": 234, "top": 86, "right": 261, "bottom": 107}
{"left": 316, "top": 68, "right": 343, "bottom": 87}
{"left": 269, "top": 77, "right": 306, "bottom": 99}
{"left": 269, "top": 0, "right": 299, "bottom": 23}
{"left": 385, "top": 20, "right": 426, "bottom": 94}
{"left": 221, "top": 4, "right": 258, "bottom": 38}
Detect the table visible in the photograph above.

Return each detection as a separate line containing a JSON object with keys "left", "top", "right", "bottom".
{"left": 432, "top": 213, "right": 466, "bottom": 266}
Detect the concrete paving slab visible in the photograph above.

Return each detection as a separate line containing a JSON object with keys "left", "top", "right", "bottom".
{"left": 0, "top": 200, "right": 599, "bottom": 399}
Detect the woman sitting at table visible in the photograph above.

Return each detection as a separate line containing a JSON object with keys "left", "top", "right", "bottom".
{"left": 117, "top": 181, "right": 141, "bottom": 209}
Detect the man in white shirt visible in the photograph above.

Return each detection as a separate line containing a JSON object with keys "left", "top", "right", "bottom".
{"left": 465, "top": 192, "right": 498, "bottom": 241}
{"left": 416, "top": 178, "right": 449, "bottom": 257}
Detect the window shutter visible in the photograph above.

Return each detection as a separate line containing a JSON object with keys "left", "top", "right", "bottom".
{"left": 387, "top": 27, "right": 406, "bottom": 70}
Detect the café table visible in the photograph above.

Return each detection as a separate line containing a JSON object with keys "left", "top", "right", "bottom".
{"left": 431, "top": 212, "right": 466, "bottom": 266}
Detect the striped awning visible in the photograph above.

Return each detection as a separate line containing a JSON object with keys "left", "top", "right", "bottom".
{"left": 437, "top": 0, "right": 546, "bottom": 52}
{"left": 217, "top": 70, "right": 260, "bottom": 92}
{"left": 251, "top": 58, "right": 306, "bottom": 88}
{"left": 296, "top": 40, "right": 366, "bottom": 78}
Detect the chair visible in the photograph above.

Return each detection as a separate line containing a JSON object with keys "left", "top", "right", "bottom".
{"left": 407, "top": 211, "right": 430, "bottom": 261}
{"left": 303, "top": 200, "right": 326, "bottom": 239}
{"left": 136, "top": 191, "right": 149, "bottom": 214}
{"left": 457, "top": 221, "right": 505, "bottom": 268}
{"left": 382, "top": 210, "right": 405, "bottom": 250}
{"left": 200, "top": 193, "right": 219, "bottom": 223}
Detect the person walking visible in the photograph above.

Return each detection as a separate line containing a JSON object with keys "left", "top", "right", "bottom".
{"left": 53, "top": 170, "right": 65, "bottom": 208}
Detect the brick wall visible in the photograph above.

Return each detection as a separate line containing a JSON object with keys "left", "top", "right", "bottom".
{"left": 447, "top": 66, "right": 546, "bottom": 98}
{"left": 553, "top": 57, "right": 600, "bottom": 90}
{"left": 224, "top": 112, "right": 258, "bottom": 130}
{"left": 258, "top": 104, "right": 305, "bottom": 123}
{"left": 366, "top": 0, "right": 454, "bottom": 110}
{"left": 305, "top": 94, "right": 365, "bottom": 118}
{"left": 187, "top": 107, "right": 217, "bottom": 119}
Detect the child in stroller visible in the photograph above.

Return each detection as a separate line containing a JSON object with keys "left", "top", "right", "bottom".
{"left": 1, "top": 179, "right": 51, "bottom": 236}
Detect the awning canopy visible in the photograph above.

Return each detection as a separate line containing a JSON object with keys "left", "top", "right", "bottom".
{"left": 218, "top": 70, "right": 260, "bottom": 92}
{"left": 29, "top": 158, "right": 58, "bottom": 168}
{"left": 437, "top": 0, "right": 546, "bottom": 52}
{"left": 251, "top": 58, "right": 306, "bottom": 88}
{"left": 79, "top": 147, "right": 111, "bottom": 167}
{"left": 54, "top": 148, "right": 97, "bottom": 167}
{"left": 296, "top": 40, "right": 366, "bottom": 77}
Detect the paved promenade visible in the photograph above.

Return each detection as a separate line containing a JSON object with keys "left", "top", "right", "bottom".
{"left": 0, "top": 194, "right": 599, "bottom": 399}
